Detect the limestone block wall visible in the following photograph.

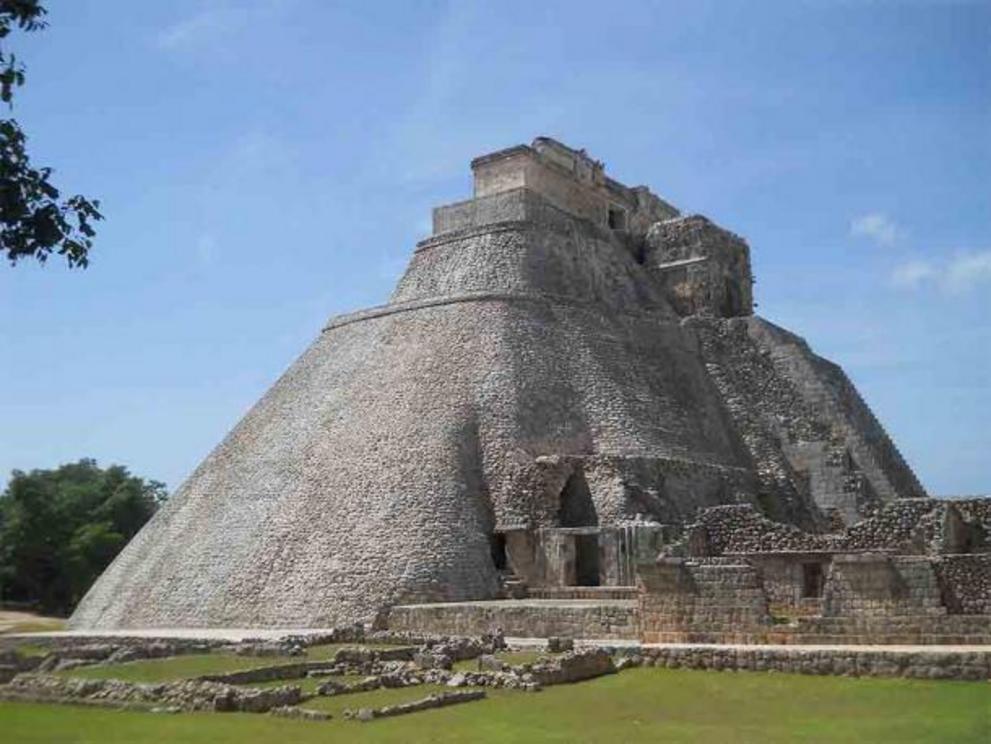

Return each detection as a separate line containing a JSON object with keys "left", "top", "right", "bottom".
{"left": 955, "top": 498, "right": 991, "bottom": 531}
{"left": 638, "top": 646, "right": 990, "bottom": 681}
{"left": 688, "top": 504, "right": 833, "bottom": 555}
{"left": 471, "top": 146, "right": 609, "bottom": 227}
{"left": 468, "top": 139, "right": 679, "bottom": 240}
{"left": 638, "top": 558, "right": 772, "bottom": 643}
{"left": 839, "top": 499, "right": 988, "bottom": 554}
{"left": 432, "top": 188, "right": 601, "bottom": 238}
{"left": 386, "top": 600, "right": 639, "bottom": 640}
{"left": 822, "top": 555, "right": 945, "bottom": 619}
{"left": 646, "top": 216, "right": 753, "bottom": 317}
{"left": 746, "top": 554, "right": 831, "bottom": 614}
{"left": 935, "top": 554, "right": 991, "bottom": 615}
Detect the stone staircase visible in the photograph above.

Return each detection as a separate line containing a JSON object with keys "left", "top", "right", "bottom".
{"left": 747, "top": 316, "right": 927, "bottom": 504}
{"left": 499, "top": 572, "right": 528, "bottom": 600}
{"left": 527, "top": 586, "right": 639, "bottom": 601}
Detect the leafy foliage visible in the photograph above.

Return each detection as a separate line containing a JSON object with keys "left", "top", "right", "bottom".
{"left": 0, "top": 1, "right": 102, "bottom": 267}
{"left": 0, "top": 459, "right": 166, "bottom": 615}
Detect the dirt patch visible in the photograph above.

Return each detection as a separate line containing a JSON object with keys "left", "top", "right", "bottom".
{"left": 0, "top": 611, "right": 65, "bottom": 635}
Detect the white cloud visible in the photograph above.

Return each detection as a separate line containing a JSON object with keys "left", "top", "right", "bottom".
{"left": 155, "top": 1, "right": 294, "bottom": 53}
{"left": 851, "top": 212, "right": 900, "bottom": 247}
{"left": 942, "top": 251, "right": 991, "bottom": 293}
{"left": 156, "top": 7, "right": 235, "bottom": 51}
{"left": 890, "top": 250, "right": 991, "bottom": 294}
{"left": 890, "top": 259, "right": 934, "bottom": 288}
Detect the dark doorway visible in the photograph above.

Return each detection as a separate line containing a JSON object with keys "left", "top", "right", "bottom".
{"left": 608, "top": 206, "right": 627, "bottom": 230}
{"left": 574, "top": 534, "right": 600, "bottom": 586}
{"left": 558, "top": 470, "right": 598, "bottom": 528}
{"left": 802, "top": 562, "right": 824, "bottom": 598}
{"left": 490, "top": 533, "right": 508, "bottom": 572}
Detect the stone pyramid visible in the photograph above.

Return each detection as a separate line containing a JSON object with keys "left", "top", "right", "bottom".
{"left": 70, "top": 138, "right": 925, "bottom": 629}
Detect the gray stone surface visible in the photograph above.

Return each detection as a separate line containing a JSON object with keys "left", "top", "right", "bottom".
{"left": 387, "top": 599, "right": 639, "bottom": 640}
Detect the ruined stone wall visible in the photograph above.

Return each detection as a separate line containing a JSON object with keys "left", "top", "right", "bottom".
{"left": 935, "top": 554, "right": 991, "bottom": 615}
{"left": 386, "top": 600, "right": 638, "bottom": 640}
{"left": 955, "top": 498, "right": 991, "bottom": 528}
{"left": 637, "top": 645, "right": 990, "bottom": 680}
{"left": 638, "top": 558, "right": 771, "bottom": 643}
{"left": 472, "top": 147, "right": 529, "bottom": 197}
{"left": 513, "top": 454, "right": 758, "bottom": 533}
{"left": 687, "top": 504, "right": 833, "bottom": 555}
{"left": 746, "top": 554, "right": 830, "bottom": 613}
{"left": 468, "top": 139, "right": 678, "bottom": 242}
{"left": 646, "top": 216, "right": 753, "bottom": 317}
{"left": 842, "top": 500, "right": 942, "bottom": 553}
{"left": 672, "top": 499, "right": 989, "bottom": 558}
{"left": 637, "top": 549, "right": 991, "bottom": 644}
{"left": 822, "top": 555, "right": 945, "bottom": 619}
{"left": 471, "top": 147, "right": 608, "bottom": 226}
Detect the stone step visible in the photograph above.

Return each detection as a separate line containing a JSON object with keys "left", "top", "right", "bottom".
{"left": 527, "top": 586, "right": 638, "bottom": 601}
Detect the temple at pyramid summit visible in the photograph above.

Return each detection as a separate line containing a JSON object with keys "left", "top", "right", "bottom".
{"left": 71, "top": 138, "right": 990, "bottom": 643}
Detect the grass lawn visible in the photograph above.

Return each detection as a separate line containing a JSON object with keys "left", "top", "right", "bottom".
{"left": 299, "top": 682, "right": 462, "bottom": 716}
{"left": 12, "top": 643, "right": 50, "bottom": 658}
{"left": 55, "top": 643, "right": 409, "bottom": 683}
{"left": 57, "top": 654, "right": 288, "bottom": 683}
{"left": 1, "top": 667, "right": 987, "bottom": 743}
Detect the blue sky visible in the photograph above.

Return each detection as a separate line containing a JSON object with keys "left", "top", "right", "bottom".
{"left": 0, "top": 0, "right": 988, "bottom": 495}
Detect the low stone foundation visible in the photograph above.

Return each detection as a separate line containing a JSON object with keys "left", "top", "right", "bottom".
{"left": 637, "top": 645, "right": 991, "bottom": 681}
{"left": 386, "top": 599, "right": 638, "bottom": 640}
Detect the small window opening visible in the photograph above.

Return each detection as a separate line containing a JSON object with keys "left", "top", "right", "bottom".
{"left": 490, "top": 533, "right": 508, "bottom": 572}
{"left": 608, "top": 206, "right": 627, "bottom": 231}
{"left": 802, "top": 562, "right": 824, "bottom": 598}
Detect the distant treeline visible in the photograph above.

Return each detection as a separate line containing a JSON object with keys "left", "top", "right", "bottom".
{"left": 0, "top": 459, "right": 166, "bottom": 616}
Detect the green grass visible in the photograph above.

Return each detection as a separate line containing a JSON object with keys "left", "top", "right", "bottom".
{"left": 299, "top": 682, "right": 461, "bottom": 717}
{"left": 56, "top": 644, "right": 412, "bottom": 684}
{"left": 59, "top": 654, "right": 285, "bottom": 683}
{"left": 13, "top": 643, "right": 51, "bottom": 658}
{"left": 2, "top": 667, "right": 987, "bottom": 743}
{"left": 303, "top": 643, "right": 413, "bottom": 660}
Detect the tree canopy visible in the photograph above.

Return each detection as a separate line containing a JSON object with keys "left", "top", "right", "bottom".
{"left": 0, "top": 0, "right": 101, "bottom": 267}
{"left": 0, "top": 459, "right": 166, "bottom": 615}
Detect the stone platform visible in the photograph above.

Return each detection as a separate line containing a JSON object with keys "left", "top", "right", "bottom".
{"left": 385, "top": 599, "right": 639, "bottom": 640}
